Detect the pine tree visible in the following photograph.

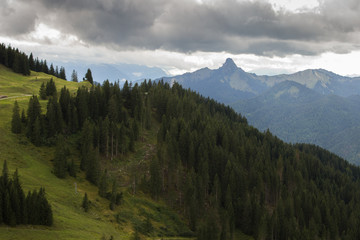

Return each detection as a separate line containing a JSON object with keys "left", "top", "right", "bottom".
{"left": 80, "top": 119, "right": 93, "bottom": 171}
{"left": 69, "top": 159, "right": 76, "bottom": 178}
{"left": 59, "top": 66, "right": 66, "bottom": 80}
{"left": 71, "top": 69, "right": 78, "bottom": 82}
{"left": 39, "top": 82, "right": 47, "bottom": 99}
{"left": 82, "top": 192, "right": 89, "bottom": 212}
{"left": 11, "top": 100, "right": 22, "bottom": 134}
{"left": 42, "top": 60, "right": 49, "bottom": 73}
{"left": 26, "top": 95, "right": 42, "bottom": 140}
{"left": 49, "top": 64, "right": 55, "bottom": 75}
{"left": 46, "top": 78, "right": 57, "bottom": 97}
{"left": 28, "top": 53, "right": 35, "bottom": 70}
{"left": 53, "top": 134, "right": 68, "bottom": 178}
{"left": 2, "top": 160, "right": 9, "bottom": 187}
{"left": 86, "top": 147, "right": 100, "bottom": 185}
{"left": 84, "top": 68, "right": 93, "bottom": 84}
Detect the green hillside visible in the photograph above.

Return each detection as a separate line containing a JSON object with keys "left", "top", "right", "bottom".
{"left": 0, "top": 65, "right": 195, "bottom": 240}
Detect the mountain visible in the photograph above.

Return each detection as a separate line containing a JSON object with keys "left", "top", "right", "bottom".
{"left": 160, "top": 58, "right": 360, "bottom": 104}
{"left": 257, "top": 69, "right": 360, "bottom": 96}
{"left": 52, "top": 61, "right": 168, "bottom": 83}
{"left": 159, "top": 59, "right": 360, "bottom": 164}
{"left": 232, "top": 80, "right": 360, "bottom": 165}
{"left": 161, "top": 58, "right": 268, "bottom": 104}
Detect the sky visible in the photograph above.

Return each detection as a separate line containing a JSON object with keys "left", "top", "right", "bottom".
{"left": 1, "top": 0, "right": 360, "bottom": 76}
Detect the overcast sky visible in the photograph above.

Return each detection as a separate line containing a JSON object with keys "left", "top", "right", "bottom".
{"left": 1, "top": 0, "right": 360, "bottom": 76}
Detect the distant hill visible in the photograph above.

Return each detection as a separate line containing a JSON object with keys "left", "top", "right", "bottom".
{"left": 232, "top": 80, "right": 360, "bottom": 165}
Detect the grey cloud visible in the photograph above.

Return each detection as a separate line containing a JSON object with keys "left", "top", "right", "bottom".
{"left": 4, "top": 0, "right": 360, "bottom": 56}
{"left": 0, "top": 0, "right": 38, "bottom": 36}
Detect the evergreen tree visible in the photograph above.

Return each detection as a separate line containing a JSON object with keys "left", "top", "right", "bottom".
{"left": 59, "top": 66, "right": 66, "bottom": 80}
{"left": 53, "top": 134, "right": 69, "bottom": 178}
{"left": 46, "top": 78, "right": 57, "bottom": 97}
{"left": 49, "top": 64, "right": 55, "bottom": 76}
{"left": 84, "top": 68, "right": 93, "bottom": 84}
{"left": 26, "top": 95, "right": 42, "bottom": 144}
{"left": 39, "top": 82, "right": 47, "bottom": 99}
{"left": 82, "top": 192, "right": 90, "bottom": 212}
{"left": 69, "top": 159, "right": 76, "bottom": 178}
{"left": 42, "top": 60, "right": 49, "bottom": 73}
{"left": 86, "top": 147, "right": 100, "bottom": 185}
{"left": 28, "top": 53, "right": 35, "bottom": 70}
{"left": 11, "top": 100, "right": 22, "bottom": 134}
{"left": 71, "top": 69, "right": 78, "bottom": 82}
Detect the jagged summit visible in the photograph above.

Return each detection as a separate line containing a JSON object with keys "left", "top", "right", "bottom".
{"left": 221, "top": 58, "right": 238, "bottom": 70}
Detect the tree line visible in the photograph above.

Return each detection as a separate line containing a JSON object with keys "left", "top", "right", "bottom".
{"left": 0, "top": 161, "right": 53, "bottom": 226}
{"left": 0, "top": 43, "right": 66, "bottom": 80}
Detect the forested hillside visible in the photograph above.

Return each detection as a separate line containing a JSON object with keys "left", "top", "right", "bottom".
{"left": 3, "top": 43, "right": 360, "bottom": 239}
{"left": 10, "top": 71, "right": 360, "bottom": 239}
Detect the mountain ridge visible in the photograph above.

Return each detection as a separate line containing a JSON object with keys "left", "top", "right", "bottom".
{"left": 159, "top": 58, "right": 360, "bottom": 104}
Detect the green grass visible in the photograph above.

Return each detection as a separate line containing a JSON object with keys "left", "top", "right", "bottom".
{"left": 0, "top": 66, "right": 192, "bottom": 240}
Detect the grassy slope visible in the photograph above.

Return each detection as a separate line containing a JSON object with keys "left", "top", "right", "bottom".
{"left": 0, "top": 65, "right": 193, "bottom": 240}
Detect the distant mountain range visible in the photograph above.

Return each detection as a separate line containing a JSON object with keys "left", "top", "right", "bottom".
{"left": 159, "top": 59, "right": 360, "bottom": 165}
{"left": 160, "top": 58, "right": 360, "bottom": 104}
{"left": 52, "top": 61, "right": 168, "bottom": 83}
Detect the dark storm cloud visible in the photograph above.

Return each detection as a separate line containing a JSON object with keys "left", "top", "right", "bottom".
{"left": 4, "top": 0, "right": 360, "bottom": 56}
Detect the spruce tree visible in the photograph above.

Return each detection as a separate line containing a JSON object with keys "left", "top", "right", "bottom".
{"left": 84, "top": 68, "right": 93, "bottom": 84}
{"left": 82, "top": 192, "right": 89, "bottom": 212}
{"left": 49, "top": 64, "right": 55, "bottom": 75}
{"left": 53, "top": 134, "right": 68, "bottom": 178}
{"left": 86, "top": 147, "right": 100, "bottom": 185}
{"left": 71, "top": 69, "right": 78, "bottom": 82}
{"left": 11, "top": 100, "right": 22, "bottom": 134}
{"left": 59, "top": 66, "right": 66, "bottom": 80}
{"left": 28, "top": 53, "right": 35, "bottom": 70}
{"left": 39, "top": 82, "right": 47, "bottom": 99}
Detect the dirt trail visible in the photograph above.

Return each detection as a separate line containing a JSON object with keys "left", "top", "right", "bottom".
{"left": 0, "top": 94, "right": 32, "bottom": 101}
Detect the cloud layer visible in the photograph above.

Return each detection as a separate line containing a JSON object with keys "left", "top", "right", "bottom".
{"left": 2, "top": 0, "right": 360, "bottom": 56}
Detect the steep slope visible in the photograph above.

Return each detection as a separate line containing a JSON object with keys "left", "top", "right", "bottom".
{"left": 232, "top": 81, "right": 360, "bottom": 165}
{"left": 0, "top": 65, "right": 192, "bottom": 240}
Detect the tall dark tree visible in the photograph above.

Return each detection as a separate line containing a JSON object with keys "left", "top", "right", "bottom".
{"left": 53, "top": 134, "right": 69, "bottom": 178}
{"left": 84, "top": 68, "right": 93, "bottom": 84}
{"left": 11, "top": 100, "right": 22, "bottom": 134}
{"left": 82, "top": 192, "right": 90, "bottom": 212}
{"left": 59, "top": 66, "right": 66, "bottom": 80}
{"left": 39, "top": 82, "right": 47, "bottom": 100}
